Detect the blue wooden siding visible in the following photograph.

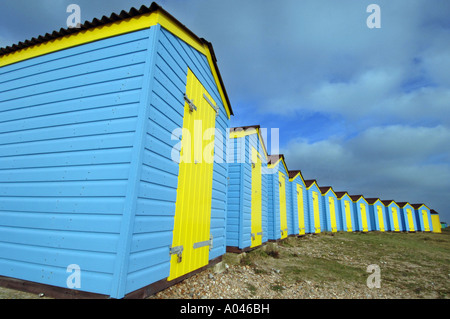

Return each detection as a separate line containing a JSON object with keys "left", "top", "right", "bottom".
{"left": 368, "top": 203, "right": 381, "bottom": 231}
{"left": 337, "top": 194, "right": 355, "bottom": 232}
{"left": 286, "top": 176, "right": 294, "bottom": 236}
{"left": 226, "top": 137, "right": 242, "bottom": 248}
{"left": 267, "top": 160, "right": 288, "bottom": 241}
{"left": 414, "top": 206, "right": 432, "bottom": 232}
{"left": 0, "top": 28, "right": 153, "bottom": 297}
{"left": 289, "top": 177, "right": 307, "bottom": 235}
{"left": 399, "top": 204, "right": 417, "bottom": 232}
{"left": 225, "top": 132, "right": 268, "bottom": 249}
{"left": 352, "top": 198, "right": 370, "bottom": 232}
{"left": 267, "top": 172, "right": 276, "bottom": 240}
{"left": 125, "top": 27, "right": 229, "bottom": 295}
{"left": 384, "top": 203, "right": 400, "bottom": 232}
{"left": 321, "top": 191, "right": 338, "bottom": 232}
{"left": 248, "top": 133, "right": 268, "bottom": 245}
{"left": 0, "top": 24, "right": 229, "bottom": 299}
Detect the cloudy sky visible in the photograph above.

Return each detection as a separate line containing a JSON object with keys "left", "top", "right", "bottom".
{"left": 1, "top": 0, "right": 449, "bottom": 223}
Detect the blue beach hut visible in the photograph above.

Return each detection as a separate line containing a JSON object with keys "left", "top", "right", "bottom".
{"left": 0, "top": 3, "right": 232, "bottom": 299}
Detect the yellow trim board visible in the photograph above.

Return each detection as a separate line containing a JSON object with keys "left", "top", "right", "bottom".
{"left": 368, "top": 199, "right": 383, "bottom": 206}
{"left": 288, "top": 171, "right": 306, "bottom": 185}
{"left": 306, "top": 180, "right": 319, "bottom": 191}
{"left": 0, "top": 9, "right": 232, "bottom": 118}
{"left": 229, "top": 129, "right": 258, "bottom": 139}
{"left": 321, "top": 188, "right": 338, "bottom": 198}
{"left": 229, "top": 127, "right": 269, "bottom": 161}
{"left": 268, "top": 157, "right": 289, "bottom": 176}
{"left": 0, "top": 12, "right": 158, "bottom": 67}
{"left": 351, "top": 196, "right": 369, "bottom": 205}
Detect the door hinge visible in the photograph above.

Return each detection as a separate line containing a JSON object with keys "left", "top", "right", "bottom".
{"left": 170, "top": 245, "right": 184, "bottom": 263}
{"left": 184, "top": 93, "right": 197, "bottom": 112}
{"left": 203, "top": 93, "right": 219, "bottom": 118}
{"left": 193, "top": 236, "right": 213, "bottom": 251}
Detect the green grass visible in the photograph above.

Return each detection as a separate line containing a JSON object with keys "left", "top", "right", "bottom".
{"left": 224, "top": 229, "right": 450, "bottom": 298}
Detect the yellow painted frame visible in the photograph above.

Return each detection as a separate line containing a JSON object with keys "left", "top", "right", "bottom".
{"left": 312, "top": 191, "right": 321, "bottom": 233}
{"left": 328, "top": 196, "right": 337, "bottom": 233}
{"left": 344, "top": 200, "right": 353, "bottom": 232}
{"left": 229, "top": 127, "right": 269, "bottom": 161}
{"left": 250, "top": 147, "right": 263, "bottom": 248}
{"left": 296, "top": 184, "right": 305, "bottom": 235}
{"left": 406, "top": 208, "right": 415, "bottom": 231}
{"left": 422, "top": 209, "right": 430, "bottom": 231}
{"left": 0, "top": 9, "right": 232, "bottom": 118}
{"left": 360, "top": 203, "right": 368, "bottom": 232}
{"left": 168, "top": 68, "right": 217, "bottom": 281}
{"left": 392, "top": 207, "right": 400, "bottom": 232}
{"left": 279, "top": 172, "right": 288, "bottom": 239}
{"left": 377, "top": 205, "right": 385, "bottom": 232}
{"left": 431, "top": 214, "right": 442, "bottom": 233}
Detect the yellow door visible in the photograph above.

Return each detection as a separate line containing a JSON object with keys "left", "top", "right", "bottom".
{"left": 377, "top": 206, "right": 385, "bottom": 232}
{"left": 329, "top": 197, "right": 337, "bottom": 233}
{"left": 422, "top": 210, "right": 430, "bottom": 231}
{"left": 312, "top": 192, "right": 321, "bottom": 233}
{"left": 431, "top": 215, "right": 442, "bottom": 233}
{"left": 360, "top": 203, "right": 368, "bottom": 232}
{"left": 392, "top": 207, "right": 400, "bottom": 232}
{"left": 251, "top": 148, "right": 262, "bottom": 248}
{"left": 169, "top": 69, "right": 217, "bottom": 281}
{"left": 345, "top": 200, "right": 352, "bottom": 232}
{"left": 406, "top": 208, "right": 414, "bottom": 231}
{"left": 279, "top": 172, "right": 288, "bottom": 239}
{"left": 297, "top": 184, "right": 305, "bottom": 235}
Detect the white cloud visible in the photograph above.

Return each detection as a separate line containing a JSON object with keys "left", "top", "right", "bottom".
{"left": 282, "top": 124, "right": 450, "bottom": 219}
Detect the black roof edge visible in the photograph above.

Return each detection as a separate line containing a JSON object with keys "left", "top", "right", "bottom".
{"left": 0, "top": 2, "right": 234, "bottom": 116}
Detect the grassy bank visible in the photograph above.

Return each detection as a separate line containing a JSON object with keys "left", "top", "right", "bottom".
{"left": 1, "top": 228, "right": 449, "bottom": 299}
{"left": 229, "top": 228, "right": 450, "bottom": 298}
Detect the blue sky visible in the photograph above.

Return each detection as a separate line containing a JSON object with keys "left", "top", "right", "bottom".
{"left": 1, "top": 0, "right": 449, "bottom": 224}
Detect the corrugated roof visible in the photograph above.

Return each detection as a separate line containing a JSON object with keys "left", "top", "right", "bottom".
{"left": 350, "top": 195, "right": 364, "bottom": 201}
{"left": 0, "top": 2, "right": 233, "bottom": 115}
{"left": 0, "top": 4, "right": 160, "bottom": 55}
{"left": 334, "top": 191, "right": 349, "bottom": 198}
{"left": 267, "top": 154, "right": 284, "bottom": 165}
{"left": 304, "top": 180, "right": 318, "bottom": 188}
{"left": 288, "top": 170, "right": 303, "bottom": 179}
{"left": 365, "top": 198, "right": 381, "bottom": 204}
{"left": 229, "top": 125, "right": 260, "bottom": 133}
{"left": 319, "top": 186, "right": 332, "bottom": 195}
{"left": 396, "top": 202, "right": 410, "bottom": 208}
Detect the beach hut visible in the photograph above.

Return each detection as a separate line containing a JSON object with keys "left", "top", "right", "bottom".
{"left": 382, "top": 200, "right": 401, "bottom": 232}
{"left": 430, "top": 210, "right": 442, "bottom": 233}
{"left": 0, "top": 3, "right": 233, "bottom": 299}
{"left": 305, "top": 180, "right": 324, "bottom": 234}
{"left": 335, "top": 192, "right": 355, "bottom": 232}
{"left": 412, "top": 204, "right": 432, "bottom": 232}
{"left": 366, "top": 198, "right": 386, "bottom": 232}
{"left": 267, "top": 155, "right": 290, "bottom": 241}
{"left": 319, "top": 187, "right": 339, "bottom": 233}
{"left": 397, "top": 202, "right": 417, "bottom": 232}
{"left": 226, "top": 126, "right": 268, "bottom": 252}
{"left": 288, "top": 170, "right": 308, "bottom": 236}
{"left": 350, "top": 195, "right": 370, "bottom": 232}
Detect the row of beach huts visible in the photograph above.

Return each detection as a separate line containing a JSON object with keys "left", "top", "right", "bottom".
{"left": 0, "top": 3, "right": 443, "bottom": 299}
